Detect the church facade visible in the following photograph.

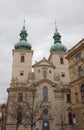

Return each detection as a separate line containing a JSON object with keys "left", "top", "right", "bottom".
{"left": 6, "top": 25, "right": 73, "bottom": 130}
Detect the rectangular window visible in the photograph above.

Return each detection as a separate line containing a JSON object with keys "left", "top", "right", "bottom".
{"left": 67, "top": 94, "right": 71, "bottom": 103}
{"left": 18, "top": 93, "right": 23, "bottom": 102}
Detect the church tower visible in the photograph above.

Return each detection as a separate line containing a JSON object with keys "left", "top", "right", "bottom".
{"left": 12, "top": 23, "right": 33, "bottom": 82}
{"left": 6, "top": 23, "right": 33, "bottom": 130}
{"left": 49, "top": 26, "right": 70, "bottom": 84}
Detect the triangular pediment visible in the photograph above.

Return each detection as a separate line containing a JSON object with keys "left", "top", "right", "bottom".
{"left": 32, "top": 57, "right": 55, "bottom": 68}
{"left": 29, "top": 79, "right": 62, "bottom": 91}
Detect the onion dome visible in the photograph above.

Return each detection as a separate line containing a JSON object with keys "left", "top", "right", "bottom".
{"left": 14, "top": 24, "right": 31, "bottom": 50}
{"left": 50, "top": 27, "right": 67, "bottom": 52}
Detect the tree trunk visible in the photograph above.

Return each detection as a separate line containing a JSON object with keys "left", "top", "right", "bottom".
{"left": 16, "top": 122, "right": 18, "bottom": 130}
{"left": 31, "top": 125, "right": 33, "bottom": 130}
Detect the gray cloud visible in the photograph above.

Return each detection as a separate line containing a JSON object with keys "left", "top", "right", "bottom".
{"left": 0, "top": 0, "right": 84, "bottom": 102}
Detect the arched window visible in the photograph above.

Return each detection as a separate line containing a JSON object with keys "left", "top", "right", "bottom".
{"left": 81, "top": 84, "right": 84, "bottom": 103}
{"left": 60, "top": 57, "right": 64, "bottom": 64}
{"left": 18, "top": 93, "right": 23, "bottom": 102}
{"left": 43, "top": 86, "right": 48, "bottom": 102}
{"left": 17, "top": 111, "right": 22, "bottom": 124}
{"left": 68, "top": 112, "right": 73, "bottom": 124}
{"left": 21, "top": 55, "right": 25, "bottom": 62}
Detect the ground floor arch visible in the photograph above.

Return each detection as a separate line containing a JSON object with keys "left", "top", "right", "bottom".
{"left": 42, "top": 119, "right": 50, "bottom": 130}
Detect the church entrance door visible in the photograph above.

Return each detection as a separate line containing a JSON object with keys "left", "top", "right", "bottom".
{"left": 42, "top": 119, "right": 50, "bottom": 130}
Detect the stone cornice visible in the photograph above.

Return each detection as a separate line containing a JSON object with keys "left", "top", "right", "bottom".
{"left": 48, "top": 51, "right": 67, "bottom": 61}
{"left": 70, "top": 76, "right": 84, "bottom": 85}
{"left": 72, "top": 103, "right": 84, "bottom": 110}
{"left": 66, "top": 39, "right": 84, "bottom": 59}
{"left": 7, "top": 87, "right": 36, "bottom": 93}
{"left": 12, "top": 49, "right": 33, "bottom": 57}
{"left": 31, "top": 79, "right": 57, "bottom": 87}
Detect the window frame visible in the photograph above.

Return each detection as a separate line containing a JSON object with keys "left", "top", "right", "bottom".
{"left": 81, "top": 84, "right": 84, "bottom": 103}
{"left": 60, "top": 57, "right": 64, "bottom": 64}
{"left": 66, "top": 94, "right": 71, "bottom": 103}
{"left": 18, "top": 93, "right": 23, "bottom": 102}
{"left": 43, "top": 86, "right": 48, "bottom": 102}
{"left": 21, "top": 55, "right": 25, "bottom": 62}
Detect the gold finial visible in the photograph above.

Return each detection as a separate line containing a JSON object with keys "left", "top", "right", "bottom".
{"left": 55, "top": 20, "right": 57, "bottom": 31}
{"left": 23, "top": 19, "right": 25, "bottom": 27}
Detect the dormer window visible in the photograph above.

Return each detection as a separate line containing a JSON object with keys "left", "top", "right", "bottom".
{"left": 21, "top": 55, "right": 25, "bottom": 62}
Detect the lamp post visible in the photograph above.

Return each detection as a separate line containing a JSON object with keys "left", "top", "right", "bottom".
{"left": 1, "top": 104, "right": 6, "bottom": 130}
{"left": 0, "top": 112, "right": 2, "bottom": 130}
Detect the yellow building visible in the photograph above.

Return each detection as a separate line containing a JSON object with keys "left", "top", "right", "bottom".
{"left": 6, "top": 25, "right": 73, "bottom": 130}
{"left": 66, "top": 39, "right": 84, "bottom": 130}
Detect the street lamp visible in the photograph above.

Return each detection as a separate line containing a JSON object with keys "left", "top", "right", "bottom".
{"left": 1, "top": 104, "right": 6, "bottom": 130}
{"left": 0, "top": 111, "right": 2, "bottom": 130}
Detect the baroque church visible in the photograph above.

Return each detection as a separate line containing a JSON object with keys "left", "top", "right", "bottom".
{"left": 6, "top": 24, "right": 72, "bottom": 130}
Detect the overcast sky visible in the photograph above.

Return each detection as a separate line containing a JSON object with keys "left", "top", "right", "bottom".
{"left": 0, "top": 0, "right": 84, "bottom": 103}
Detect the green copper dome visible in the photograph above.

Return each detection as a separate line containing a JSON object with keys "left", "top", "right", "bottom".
{"left": 14, "top": 25, "right": 32, "bottom": 50}
{"left": 50, "top": 28, "right": 67, "bottom": 52}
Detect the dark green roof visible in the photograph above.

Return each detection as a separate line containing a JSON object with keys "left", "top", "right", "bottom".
{"left": 50, "top": 42, "right": 67, "bottom": 52}
{"left": 14, "top": 25, "right": 32, "bottom": 50}
{"left": 50, "top": 29, "right": 67, "bottom": 52}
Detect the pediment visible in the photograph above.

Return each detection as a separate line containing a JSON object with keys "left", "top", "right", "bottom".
{"left": 29, "top": 79, "right": 62, "bottom": 91}
{"left": 32, "top": 57, "right": 55, "bottom": 68}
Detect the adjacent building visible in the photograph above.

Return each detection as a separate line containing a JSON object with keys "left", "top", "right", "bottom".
{"left": 6, "top": 25, "right": 72, "bottom": 130}
{"left": 66, "top": 39, "right": 84, "bottom": 130}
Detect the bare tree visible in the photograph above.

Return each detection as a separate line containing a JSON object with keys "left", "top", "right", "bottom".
{"left": 55, "top": 104, "right": 68, "bottom": 130}
{"left": 8, "top": 84, "right": 43, "bottom": 130}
